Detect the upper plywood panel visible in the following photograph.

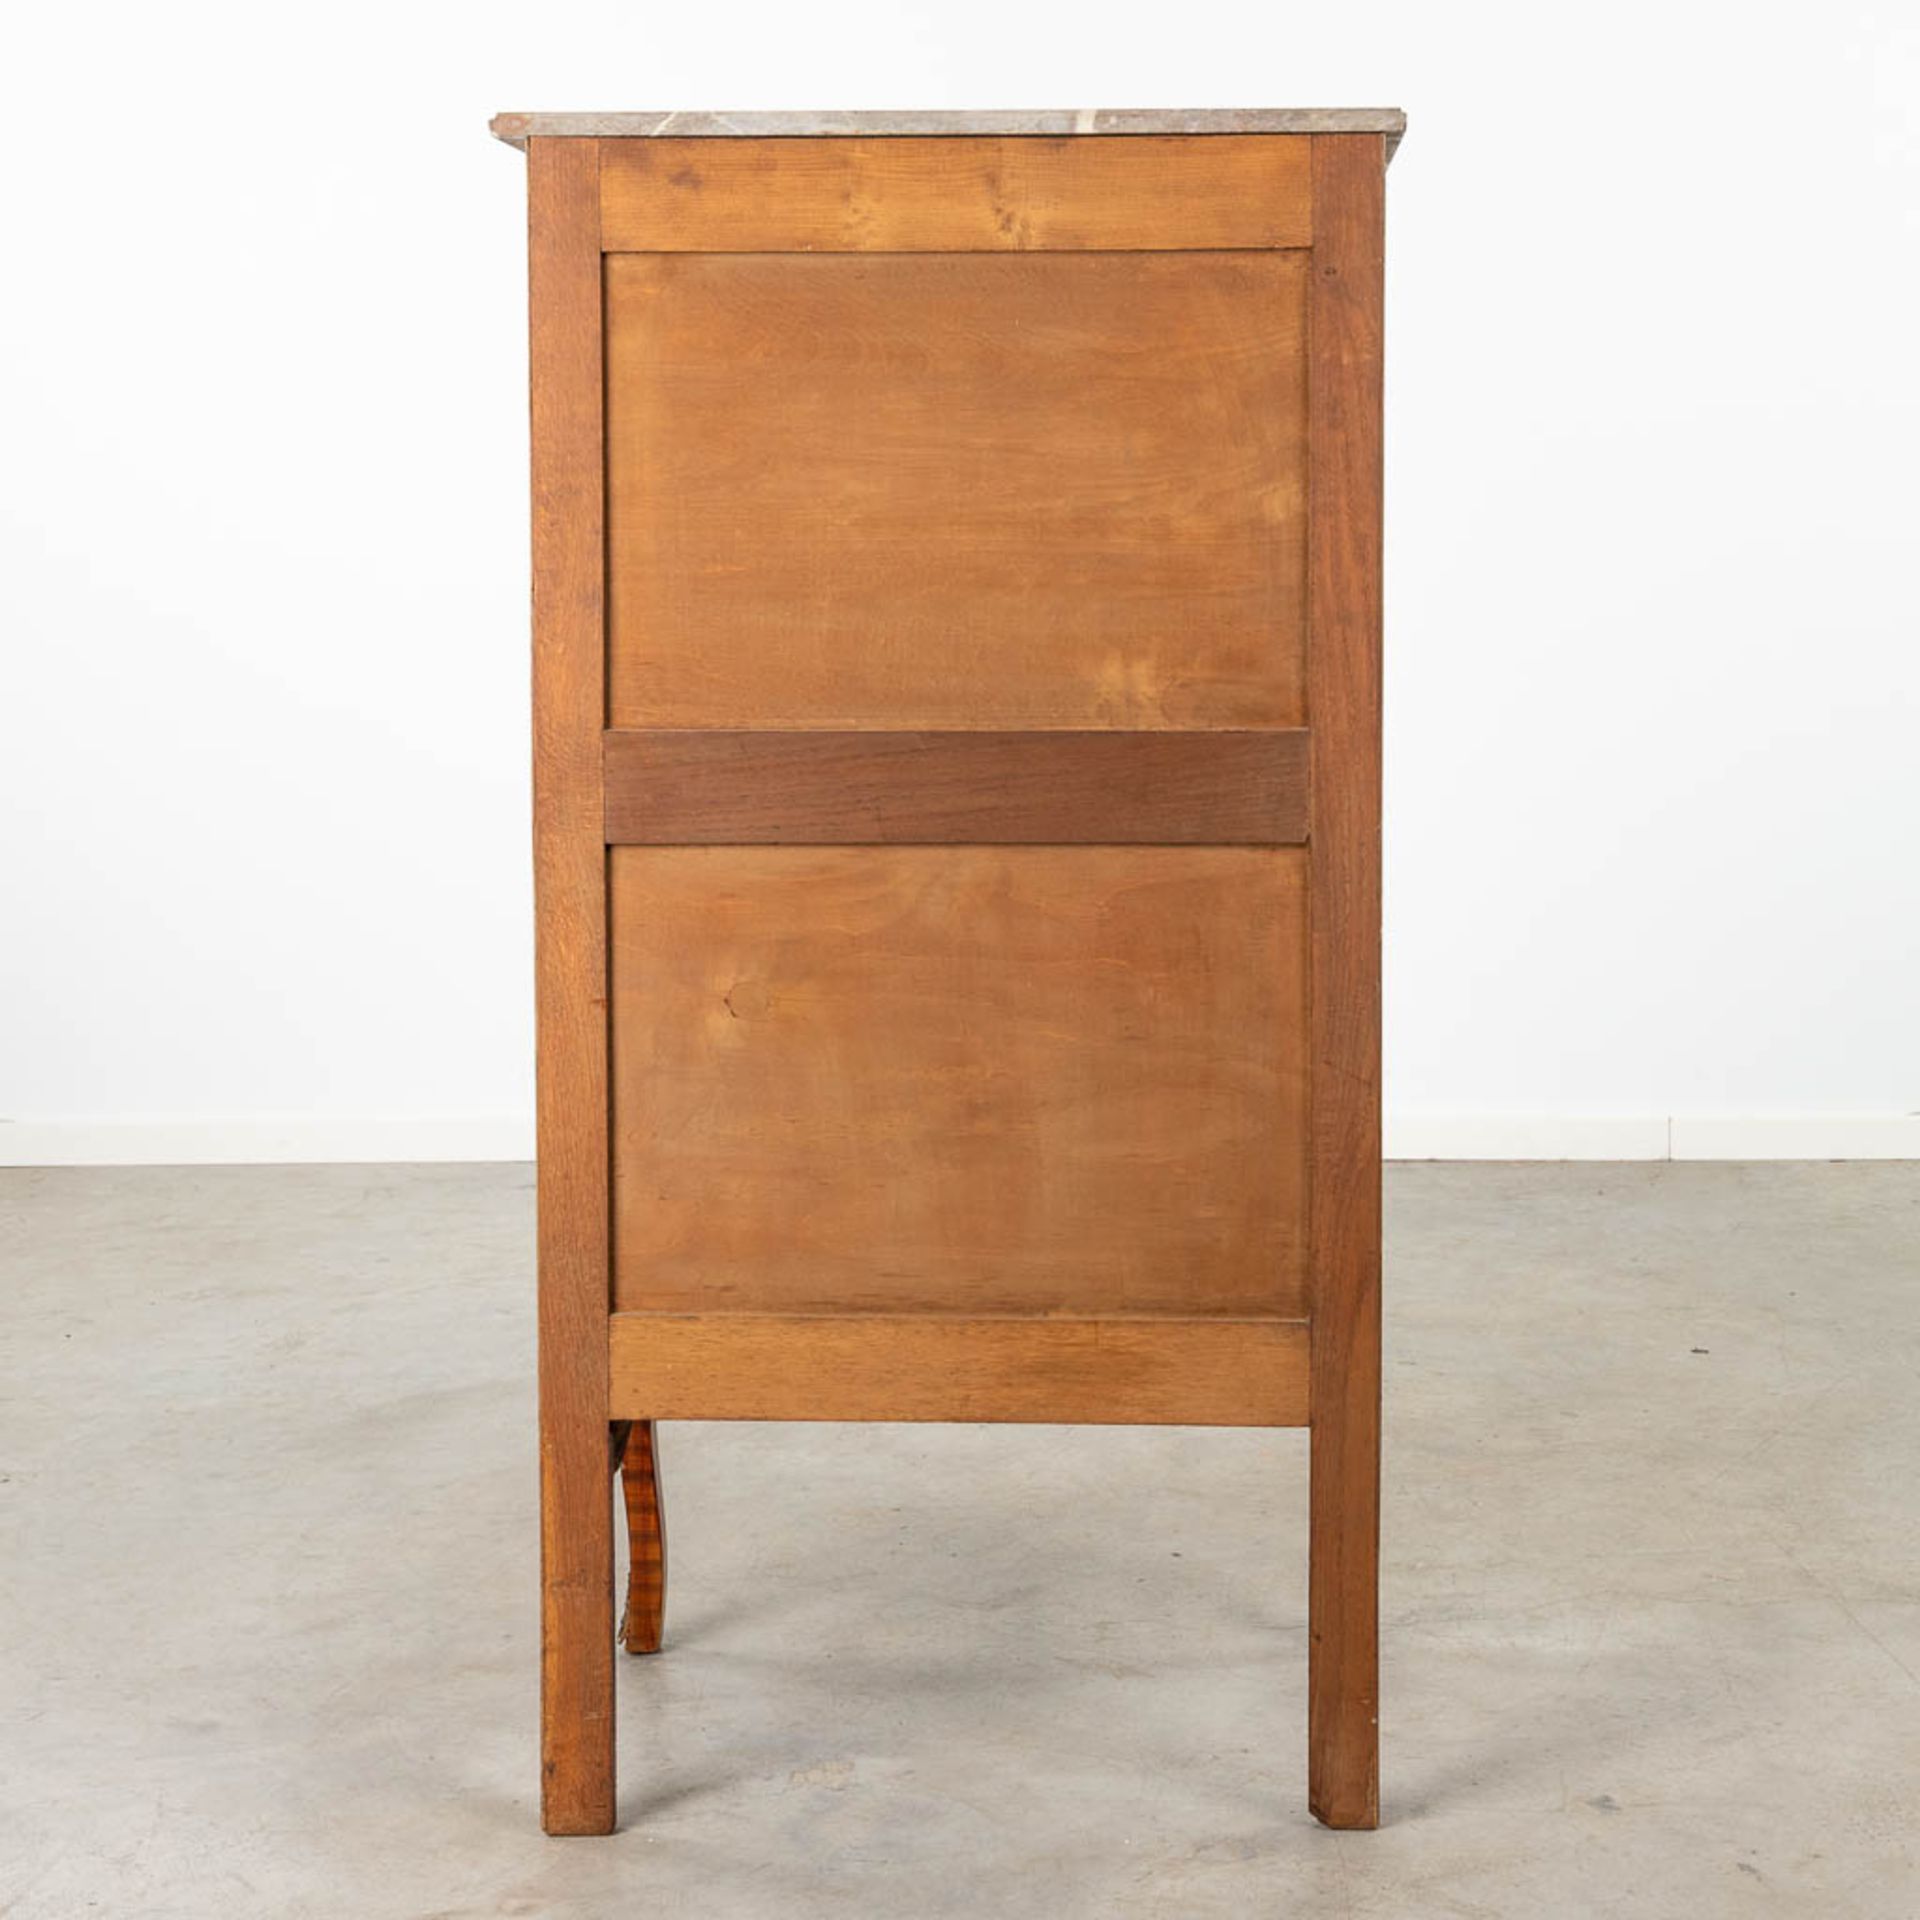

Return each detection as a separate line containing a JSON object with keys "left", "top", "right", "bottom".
{"left": 605, "top": 249, "right": 1308, "bottom": 730}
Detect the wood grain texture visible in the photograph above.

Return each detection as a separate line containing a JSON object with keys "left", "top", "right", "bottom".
{"left": 608, "top": 1314, "right": 1310, "bottom": 1425}
{"left": 605, "top": 250, "right": 1307, "bottom": 731}
{"left": 601, "top": 729, "right": 1310, "bottom": 845}
{"left": 1305, "top": 134, "right": 1386, "bottom": 1833}
{"left": 619, "top": 1421, "right": 666, "bottom": 1656}
{"left": 527, "top": 137, "right": 617, "bottom": 1839}
{"left": 598, "top": 135, "right": 1311, "bottom": 251}
{"left": 609, "top": 846, "right": 1309, "bottom": 1319}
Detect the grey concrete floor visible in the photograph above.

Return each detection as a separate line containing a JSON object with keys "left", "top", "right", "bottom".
{"left": 2, "top": 1163, "right": 1917, "bottom": 1917}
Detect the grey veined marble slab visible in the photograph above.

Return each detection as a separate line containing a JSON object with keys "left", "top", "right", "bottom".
{"left": 490, "top": 108, "right": 1406, "bottom": 160}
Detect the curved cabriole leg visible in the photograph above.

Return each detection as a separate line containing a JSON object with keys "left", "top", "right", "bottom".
{"left": 619, "top": 1421, "right": 667, "bottom": 1654}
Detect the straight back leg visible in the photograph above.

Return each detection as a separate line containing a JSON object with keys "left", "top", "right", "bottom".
{"left": 540, "top": 1410, "right": 617, "bottom": 1834}
{"left": 1308, "top": 1300, "right": 1381, "bottom": 1827}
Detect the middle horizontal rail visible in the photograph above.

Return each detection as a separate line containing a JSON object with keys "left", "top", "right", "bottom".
{"left": 602, "top": 728, "right": 1310, "bottom": 845}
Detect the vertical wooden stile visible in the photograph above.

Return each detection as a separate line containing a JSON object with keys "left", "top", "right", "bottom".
{"left": 527, "top": 135, "right": 616, "bottom": 1837}
{"left": 1305, "top": 131, "right": 1386, "bottom": 1831}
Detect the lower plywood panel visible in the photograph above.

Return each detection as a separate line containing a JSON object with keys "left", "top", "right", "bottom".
{"left": 609, "top": 846, "right": 1308, "bottom": 1318}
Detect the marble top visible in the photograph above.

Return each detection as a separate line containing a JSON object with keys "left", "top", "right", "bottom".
{"left": 490, "top": 108, "right": 1405, "bottom": 160}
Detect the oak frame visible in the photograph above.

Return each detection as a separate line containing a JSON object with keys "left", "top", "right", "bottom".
{"left": 522, "top": 129, "right": 1385, "bottom": 1836}
{"left": 1305, "top": 132, "right": 1386, "bottom": 1832}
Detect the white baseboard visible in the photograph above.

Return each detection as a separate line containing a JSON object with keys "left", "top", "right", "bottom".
{"left": 0, "top": 1114, "right": 536, "bottom": 1167}
{"left": 1386, "top": 1114, "right": 1672, "bottom": 1160}
{"left": 1387, "top": 1113, "right": 1920, "bottom": 1162}
{"left": 2, "top": 1112, "right": 1914, "bottom": 1168}
{"left": 1665, "top": 1114, "right": 1920, "bottom": 1160}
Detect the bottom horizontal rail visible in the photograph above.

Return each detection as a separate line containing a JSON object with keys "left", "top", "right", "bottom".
{"left": 607, "top": 1312, "right": 1309, "bottom": 1426}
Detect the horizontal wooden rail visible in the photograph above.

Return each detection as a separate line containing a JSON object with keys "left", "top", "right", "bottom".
{"left": 603, "top": 728, "right": 1309, "bottom": 845}
{"left": 599, "top": 136, "right": 1313, "bottom": 253}
{"left": 608, "top": 1313, "right": 1309, "bottom": 1425}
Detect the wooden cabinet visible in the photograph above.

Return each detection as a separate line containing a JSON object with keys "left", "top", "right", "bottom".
{"left": 494, "top": 106, "right": 1401, "bottom": 1838}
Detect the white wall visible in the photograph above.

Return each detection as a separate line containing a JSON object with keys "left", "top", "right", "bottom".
{"left": 3, "top": 0, "right": 1916, "bottom": 1164}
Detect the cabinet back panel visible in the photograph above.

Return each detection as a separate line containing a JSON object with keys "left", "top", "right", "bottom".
{"left": 604, "top": 250, "right": 1307, "bottom": 730}
{"left": 609, "top": 845, "right": 1309, "bottom": 1318}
